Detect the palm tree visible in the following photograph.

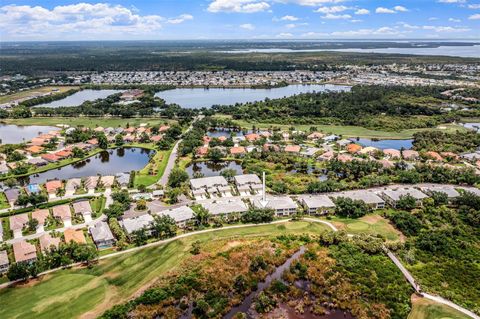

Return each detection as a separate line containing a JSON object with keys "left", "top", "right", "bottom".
{"left": 192, "top": 205, "right": 211, "bottom": 226}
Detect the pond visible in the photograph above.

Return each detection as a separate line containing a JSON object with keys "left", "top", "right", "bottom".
{"left": 35, "top": 89, "right": 123, "bottom": 108}
{"left": 155, "top": 84, "right": 350, "bottom": 109}
{"left": 0, "top": 124, "right": 60, "bottom": 145}
{"left": 21, "top": 147, "right": 152, "bottom": 185}
{"left": 186, "top": 161, "right": 243, "bottom": 178}
{"left": 462, "top": 123, "right": 480, "bottom": 132}
{"left": 349, "top": 138, "right": 413, "bottom": 150}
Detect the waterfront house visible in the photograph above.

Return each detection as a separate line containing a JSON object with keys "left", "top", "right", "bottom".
{"left": 64, "top": 228, "right": 87, "bottom": 245}
{"left": 13, "top": 241, "right": 37, "bottom": 264}
{"left": 190, "top": 176, "right": 231, "bottom": 199}
{"left": 45, "top": 180, "right": 63, "bottom": 198}
{"left": 234, "top": 174, "right": 262, "bottom": 195}
{"left": 331, "top": 190, "right": 385, "bottom": 209}
{"left": 84, "top": 176, "right": 99, "bottom": 192}
{"left": 230, "top": 146, "right": 246, "bottom": 156}
{"left": 52, "top": 204, "right": 72, "bottom": 227}
{"left": 65, "top": 178, "right": 82, "bottom": 196}
{"left": 72, "top": 200, "right": 93, "bottom": 223}
{"left": 41, "top": 153, "right": 60, "bottom": 163}
{"left": 27, "top": 157, "right": 48, "bottom": 167}
{"left": 299, "top": 195, "right": 336, "bottom": 215}
{"left": 39, "top": 233, "right": 61, "bottom": 252}
{"left": 9, "top": 213, "right": 29, "bottom": 238}
{"left": 115, "top": 173, "right": 130, "bottom": 188}
{"left": 402, "top": 150, "right": 419, "bottom": 160}
{"left": 100, "top": 175, "right": 115, "bottom": 189}
{"left": 89, "top": 222, "right": 115, "bottom": 249}
{"left": 346, "top": 144, "right": 362, "bottom": 154}
{"left": 25, "top": 183, "right": 41, "bottom": 195}
{"left": 0, "top": 161, "right": 9, "bottom": 175}
{"left": 0, "top": 250, "right": 9, "bottom": 273}
{"left": 252, "top": 196, "right": 298, "bottom": 216}
{"left": 425, "top": 151, "right": 443, "bottom": 162}
{"left": 25, "top": 145, "right": 44, "bottom": 154}
{"left": 383, "top": 149, "right": 401, "bottom": 159}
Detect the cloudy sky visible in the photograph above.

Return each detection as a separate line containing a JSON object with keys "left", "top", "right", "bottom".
{"left": 1, "top": 0, "right": 479, "bottom": 41}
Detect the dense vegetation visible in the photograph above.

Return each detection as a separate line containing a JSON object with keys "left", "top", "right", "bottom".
{"left": 412, "top": 130, "right": 480, "bottom": 152}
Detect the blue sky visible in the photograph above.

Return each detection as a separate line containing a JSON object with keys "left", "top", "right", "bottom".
{"left": 1, "top": 0, "right": 479, "bottom": 41}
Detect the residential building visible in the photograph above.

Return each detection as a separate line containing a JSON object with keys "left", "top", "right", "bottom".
{"left": 190, "top": 176, "right": 230, "bottom": 200}
{"left": 89, "top": 222, "right": 115, "bottom": 249}
{"left": 52, "top": 204, "right": 72, "bottom": 227}
{"left": 121, "top": 213, "right": 154, "bottom": 236}
{"left": 100, "top": 175, "right": 115, "bottom": 189}
{"left": 13, "top": 241, "right": 37, "bottom": 264}
{"left": 45, "top": 180, "right": 63, "bottom": 198}
{"left": 64, "top": 228, "right": 87, "bottom": 245}
{"left": 39, "top": 233, "right": 61, "bottom": 252}
{"left": 65, "top": 178, "right": 82, "bottom": 196}
{"left": 72, "top": 200, "right": 93, "bottom": 223}
{"left": 10, "top": 213, "right": 29, "bottom": 238}
{"left": 115, "top": 172, "right": 130, "bottom": 188}
{"left": 418, "top": 185, "right": 460, "bottom": 200}
{"left": 381, "top": 187, "right": 428, "bottom": 208}
{"left": 0, "top": 250, "right": 9, "bottom": 273}
{"left": 154, "top": 205, "right": 195, "bottom": 228}
{"left": 201, "top": 198, "right": 248, "bottom": 217}
{"left": 234, "top": 174, "right": 262, "bottom": 195}
{"left": 331, "top": 190, "right": 385, "bottom": 209}
{"left": 252, "top": 196, "right": 298, "bottom": 216}
{"left": 84, "top": 176, "right": 99, "bottom": 191}
{"left": 299, "top": 195, "right": 336, "bottom": 215}
{"left": 284, "top": 145, "right": 301, "bottom": 153}
{"left": 4, "top": 188, "right": 20, "bottom": 206}
{"left": 402, "top": 150, "right": 419, "bottom": 160}
{"left": 31, "top": 209, "right": 50, "bottom": 233}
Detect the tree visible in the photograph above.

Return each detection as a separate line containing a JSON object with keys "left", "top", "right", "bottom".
{"left": 152, "top": 215, "right": 177, "bottom": 239}
{"left": 396, "top": 195, "right": 417, "bottom": 211}
{"left": 430, "top": 191, "right": 448, "bottom": 206}
{"left": 136, "top": 199, "right": 147, "bottom": 211}
{"left": 97, "top": 133, "right": 108, "bottom": 149}
{"left": 132, "top": 228, "right": 148, "bottom": 246}
{"left": 190, "top": 240, "right": 201, "bottom": 255}
{"left": 334, "top": 197, "right": 371, "bottom": 218}
{"left": 72, "top": 146, "right": 85, "bottom": 158}
{"left": 115, "top": 134, "right": 124, "bottom": 146}
{"left": 207, "top": 148, "right": 223, "bottom": 162}
{"left": 192, "top": 205, "right": 211, "bottom": 227}
{"left": 168, "top": 167, "right": 189, "bottom": 188}
{"left": 220, "top": 168, "right": 237, "bottom": 182}
{"left": 7, "top": 262, "right": 30, "bottom": 281}
{"left": 71, "top": 244, "right": 98, "bottom": 266}
{"left": 241, "top": 208, "right": 274, "bottom": 223}
{"left": 27, "top": 218, "right": 39, "bottom": 232}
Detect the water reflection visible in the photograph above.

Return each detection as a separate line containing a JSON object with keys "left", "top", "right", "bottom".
{"left": 186, "top": 161, "right": 243, "bottom": 178}
{"left": 0, "top": 124, "right": 60, "bottom": 145}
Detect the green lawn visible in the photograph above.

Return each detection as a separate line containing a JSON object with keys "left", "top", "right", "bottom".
{"left": 0, "top": 193, "right": 9, "bottom": 210}
{"left": 134, "top": 148, "right": 172, "bottom": 187}
{"left": 219, "top": 116, "right": 466, "bottom": 139}
{"left": 1, "top": 117, "right": 177, "bottom": 129}
{"left": 0, "top": 86, "right": 79, "bottom": 104}
{"left": 408, "top": 296, "right": 471, "bottom": 319}
{"left": 321, "top": 213, "right": 402, "bottom": 241}
{"left": 0, "top": 221, "right": 329, "bottom": 319}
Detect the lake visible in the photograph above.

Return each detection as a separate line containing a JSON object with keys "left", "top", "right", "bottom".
{"left": 35, "top": 89, "right": 123, "bottom": 108}
{"left": 350, "top": 138, "right": 413, "bottom": 150}
{"left": 186, "top": 161, "right": 243, "bottom": 178}
{"left": 155, "top": 84, "right": 350, "bottom": 109}
{"left": 22, "top": 147, "right": 152, "bottom": 185}
{"left": 462, "top": 123, "right": 480, "bottom": 132}
{"left": 0, "top": 124, "right": 60, "bottom": 145}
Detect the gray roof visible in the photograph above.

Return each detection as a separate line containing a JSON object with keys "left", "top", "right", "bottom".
{"left": 115, "top": 173, "right": 130, "bottom": 186}
{"left": 201, "top": 198, "right": 248, "bottom": 215}
{"left": 190, "top": 176, "right": 228, "bottom": 190}
{"left": 0, "top": 250, "right": 8, "bottom": 267}
{"left": 458, "top": 187, "right": 480, "bottom": 196}
{"left": 0, "top": 220, "right": 3, "bottom": 242}
{"left": 234, "top": 174, "right": 261, "bottom": 187}
{"left": 253, "top": 196, "right": 298, "bottom": 211}
{"left": 89, "top": 221, "right": 115, "bottom": 243}
{"left": 300, "top": 195, "right": 336, "bottom": 209}
{"left": 382, "top": 188, "right": 428, "bottom": 201}
{"left": 155, "top": 206, "right": 195, "bottom": 223}
{"left": 65, "top": 178, "right": 82, "bottom": 191}
{"left": 72, "top": 200, "right": 92, "bottom": 215}
{"left": 419, "top": 185, "right": 460, "bottom": 198}
{"left": 4, "top": 188, "right": 20, "bottom": 203}
{"left": 331, "top": 190, "right": 385, "bottom": 205}
{"left": 121, "top": 214, "right": 154, "bottom": 234}
{"left": 27, "top": 158, "right": 48, "bottom": 166}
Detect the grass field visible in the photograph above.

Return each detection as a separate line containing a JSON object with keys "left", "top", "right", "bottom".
{"left": 0, "top": 117, "right": 177, "bottom": 129}
{"left": 217, "top": 116, "right": 466, "bottom": 139}
{"left": 322, "top": 213, "right": 403, "bottom": 241}
{"left": 134, "top": 148, "right": 172, "bottom": 187}
{"left": 408, "top": 295, "right": 471, "bottom": 319}
{"left": 0, "top": 221, "right": 329, "bottom": 319}
{"left": 0, "top": 86, "right": 79, "bottom": 104}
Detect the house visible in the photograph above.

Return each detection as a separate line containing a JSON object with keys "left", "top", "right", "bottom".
{"left": 336, "top": 139, "right": 352, "bottom": 148}
{"left": 41, "top": 153, "right": 60, "bottom": 163}
{"left": 190, "top": 176, "right": 230, "bottom": 200}
{"left": 425, "top": 151, "right": 443, "bottom": 161}
{"left": 39, "top": 233, "right": 61, "bottom": 252}
{"left": 72, "top": 200, "right": 93, "bottom": 223}
{"left": 13, "top": 240, "right": 37, "bottom": 264}
{"left": 115, "top": 172, "right": 130, "bottom": 188}
{"left": 458, "top": 187, "right": 480, "bottom": 197}
{"left": 29, "top": 138, "right": 46, "bottom": 146}
{"left": 323, "top": 135, "right": 339, "bottom": 142}
{"left": 263, "top": 143, "right": 280, "bottom": 152}
{"left": 154, "top": 205, "right": 195, "bottom": 228}
{"left": 300, "top": 147, "right": 321, "bottom": 157}
{"left": 196, "top": 146, "right": 209, "bottom": 157}
{"left": 381, "top": 187, "right": 428, "bottom": 208}
{"left": 245, "top": 133, "right": 261, "bottom": 142}
{"left": 89, "top": 222, "right": 115, "bottom": 249}
{"left": 318, "top": 150, "right": 335, "bottom": 161}
{"left": 159, "top": 125, "right": 170, "bottom": 132}
{"left": 31, "top": 209, "right": 50, "bottom": 233}
{"left": 25, "top": 145, "right": 44, "bottom": 154}
{"left": 121, "top": 213, "right": 154, "bottom": 236}
{"left": 337, "top": 154, "right": 354, "bottom": 163}
{"left": 383, "top": 149, "right": 401, "bottom": 159}
{"left": 52, "top": 204, "right": 72, "bottom": 227}
{"left": 86, "top": 138, "right": 98, "bottom": 146}
{"left": 10, "top": 213, "right": 29, "bottom": 238}
{"left": 346, "top": 144, "right": 362, "bottom": 154}
{"left": 201, "top": 198, "right": 248, "bottom": 217}
{"left": 299, "top": 195, "right": 336, "bottom": 215}
{"left": 0, "top": 250, "right": 9, "bottom": 273}
{"left": 64, "top": 228, "right": 87, "bottom": 244}
{"left": 150, "top": 135, "right": 162, "bottom": 142}
{"left": 230, "top": 146, "right": 246, "bottom": 156}
{"left": 94, "top": 126, "right": 104, "bottom": 133}
{"left": 378, "top": 159, "right": 395, "bottom": 169}
{"left": 359, "top": 146, "right": 379, "bottom": 155}
{"left": 252, "top": 196, "right": 298, "bottom": 216}
{"left": 402, "top": 150, "right": 419, "bottom": 160}
{"left": 45, "top": 180, "right": 63, "bottom": 198}
{"left": 234, "top": 174, "right": 262, "bottom": 195}
{"left": 284, "top": 145, "right": 301, "bottom": 153}
{"left": 100, "top": 175, "right": 115, "bottom": 189}
{"left": 84, "top": 176, "right": 99, "bottom": 192}
{"left": 121, "top": 89, "right": 144, "bottom": 101}
{"left": 54, "top": 150, "right": 72, "bottom": 159}
{"left": 418, "top": 185, "right": 460, "bottom": 200}
{"left": 307, "top": 132, "right": 324, "bottom": 140}
{"left": 331, "top": 190, "right": 385, "bottom": 209}
{"left": 461, "top": 152, "right": 480, "bottom": 162}
{"left": 65, "top": 178, "right": 82, "bottom": 196}
{"left": 0, "top": 161, "right": 9, "bottom": 175}
{"left": 440, "top": 152, "right": 459, "bottom": 160}
{"left": 4, "top": 188, "right": 20, "bottom": 206}
{"left": 27, "top": 157, "right": 48, "bottom": 167}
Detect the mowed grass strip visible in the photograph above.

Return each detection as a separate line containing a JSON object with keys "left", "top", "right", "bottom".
{"left": 0, "top": 221, "right": 329, "bottom": 319}
{"left": 0, "top": 86, "right": 79, "bottom": 104}
{"left": 408, "top": 295, "right": 471, "bottom": 319}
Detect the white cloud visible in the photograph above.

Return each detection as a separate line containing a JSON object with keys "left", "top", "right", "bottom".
{"left": 240, "top": 23, "right": 255, "bottom": 30}
{"left": 167, "top": 14, "right": 193, "bottom": 24}
{"left": 448, "top": 17, "right": 461, "bottom": 22}
{"left": 322, "top": 13, "right": 351, "bottom": 19}
{"left": 285, "top": 23, "right": 296, "bottom": 28}
{"left": 394, "top": 5, "right": 408, "bottom": 12}
{"left": 376, "top": 7, "right": 396, "bottom": 14}
{"left": 315, "top": 5, "right": 349, "bottom": 13}
{"left": 354, "top": 9, "right": 370, "bottom": 15}
{"left": 437, "top": 0, "right": 466, "bottom": 3}
{"left": 289, "top": 0, "right": 347, "bottom": 5}
{"left": 350, "top": 19, "right": 362, "bottom": 22}
{"left": 422, "top": 25, "right": 470, "bottom": 32}
{"left": 280, "top": 15, "right": 298, "bottom": 21}
{"left": 469, "top": 13, "right": 480, "bottom": 19}
{"left": 331, "top": 26, "right": 404, "bottom": 36}
{"left": 207, "top": 0, "right": 270, "bottom": 13}
{"left": 276, "top": 32, "right": 293, "bottom": 38}
{"left": 428, "top": 17, "right": 438, "bottom": 20}
{"left": 468, "top": 4, "right": 480, "bottom": 9}
{"left": 301, "top": 31, "right": 329, "bottom": 37}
